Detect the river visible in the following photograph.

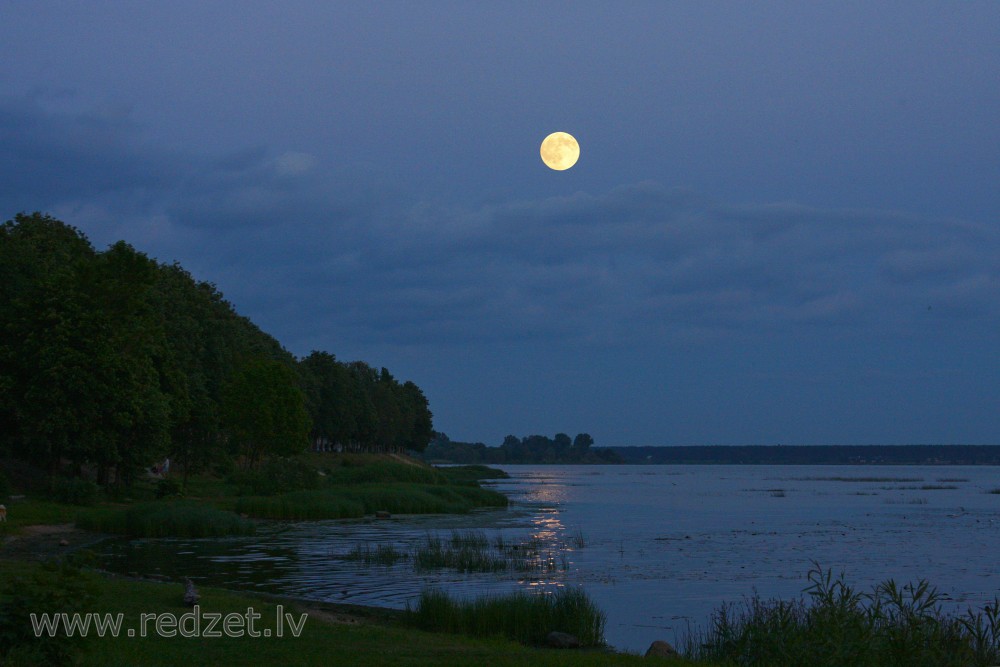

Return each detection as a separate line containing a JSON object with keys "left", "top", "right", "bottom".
{"left": 97, "top": 464, "right": 1000, "bottom": 652}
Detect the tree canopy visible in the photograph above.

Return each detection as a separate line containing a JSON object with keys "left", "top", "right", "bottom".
{"left": 0, "top": 212, "right": 434, "bottom": 485}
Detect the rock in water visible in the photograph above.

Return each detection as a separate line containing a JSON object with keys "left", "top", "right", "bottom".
{"left": 545, "top": 631, "right": 580, "bottom": 648}
{"left": 183, "top": 578, "right": 200, "bottom": 607}
{"left": 645, "top": 640, "right": 679, "bottom": 658}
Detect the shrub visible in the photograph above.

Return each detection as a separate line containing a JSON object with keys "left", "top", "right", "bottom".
{"left": 155, "top": 477, "right": 182, "bottom": 499}
{"left": 0, "top": 472, "right": 9, "bottom": 499}
{"left": 49, "top": 478, "right": 100, "bottom": 506}
{"left": 406, "top": 587, "right": 606, "bottom": 647}
{"left": 0, "top": 560, "right": 97, "bottom": 666}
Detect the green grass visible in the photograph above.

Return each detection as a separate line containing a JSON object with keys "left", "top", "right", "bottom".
{"left": 235, "top": 484, "right": 507, "bottom": 520}
{"left": 0, "top": 498, "right": 81, "bottom": 535}
{"left": 0, "top": 560, "right": 663, "bottom": 667}
{"left": 406, "top": 588, "right": 608, "bottom": 649}
{"left": 75, "top": 501, "right": 255, "bottom": 538}
{"left": 436, "top": 465, "right": 510, "bottom": 484}
{"left": 685, "top": 563, "right": 1000, "bottom": 667}
{"left": 234, "top": 491, "right": 365, "bottom": 520}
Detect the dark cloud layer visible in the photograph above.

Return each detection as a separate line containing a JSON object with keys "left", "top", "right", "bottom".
{"left": 4, "top": 96, "right": 997, "bottom": 357}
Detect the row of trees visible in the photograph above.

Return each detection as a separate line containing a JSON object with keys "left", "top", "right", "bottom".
{"left": 425, "top": 432, "right": 623, "bottom": 464}
{"left": 0, "top": 213, "right": 432, "bottom": 487}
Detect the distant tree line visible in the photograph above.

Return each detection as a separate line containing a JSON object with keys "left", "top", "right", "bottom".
{"left": 0, "top": 213, "right": 433, "bottom": 488}
{"left": 424, "top": 432, "right": 623, "bottom": 464}
{"left": 610, "top": 445, "right": 1000, "bottom": 465}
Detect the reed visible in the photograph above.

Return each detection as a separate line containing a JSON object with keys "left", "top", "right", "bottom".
{"left": 344, "top": 543, "right": 408, "bottom": 566}
{"left": 405, "top": 588, "right": 606, "bottom": 648}
{"left": 348, "top": 531, "right": 565, "bottom": 575}
{"left": 685, "top": 563, "right": 1000, "bottom": 667}
{"left": 76, "top": 501, "right": 255, "bottom": 537}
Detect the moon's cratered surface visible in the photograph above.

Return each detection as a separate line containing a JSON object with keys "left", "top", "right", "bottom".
{"left": 540, "top": 132, "right": 580, "bottom": 171}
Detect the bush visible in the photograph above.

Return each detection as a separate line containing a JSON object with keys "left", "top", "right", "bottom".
{"left": 406, "top": 588, "right": 606, "bottom": 647}
{"left": 0, "top": 472, "right": 9, "bottom": 499}
{"left": 155, "top": 477, "right": 182, "bottom": 499}
{"left": 0, "top": 560, "right": 97, "bottom": 666}
{"left": 49, "top": 478, "right": 100, "bottom": 506}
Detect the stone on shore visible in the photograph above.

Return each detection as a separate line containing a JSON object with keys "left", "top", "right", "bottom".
{"left": 645, "top": 640, "right": 679, "bottom": 658}
{"left": 545, "top": 631, "right": 580, "bottom": 648}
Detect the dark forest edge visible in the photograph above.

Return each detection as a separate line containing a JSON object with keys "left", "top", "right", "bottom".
{"left": 0, "top": 212, "right": 435, "bottom": 491}
{"left": 424, "top": 432, "right": 624, "bottom": 464}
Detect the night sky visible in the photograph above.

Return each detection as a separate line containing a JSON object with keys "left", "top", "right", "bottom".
{"left": 2, "top": 2, "right": 998, "bottom": 446}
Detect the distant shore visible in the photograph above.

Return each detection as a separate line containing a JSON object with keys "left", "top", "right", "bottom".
{"left": 608, "top": 444, "right": 1000, "bottom": 465}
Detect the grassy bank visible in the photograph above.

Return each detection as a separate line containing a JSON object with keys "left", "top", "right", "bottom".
{"left": 234, "top": 483, "right": 506, "bottom": 521}
{"left": 0, "top": 559, "right": 661, "bottom": 667}
{"left": 1, "top": 453, "right": 509, "bottom": 538}
{"left": 76, "top": 501, "right": 255, "bottom": 538}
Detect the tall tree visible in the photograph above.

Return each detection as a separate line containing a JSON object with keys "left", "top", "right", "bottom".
{"left": 222, "top": 357, "right": 310, "bottom": 469}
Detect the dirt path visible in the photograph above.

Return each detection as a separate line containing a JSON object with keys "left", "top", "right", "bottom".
{"left": 387, "top": 453, "right": 425, "bottom": 468}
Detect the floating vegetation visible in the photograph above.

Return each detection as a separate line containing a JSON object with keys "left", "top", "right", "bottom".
{"left": 343, "top": 530, "right": 568, "bottom": 575}
{"left": 884, "top": 497, "right": 928, "bottom": 505}
{"left": 937, "top": 477, "right": 969, "bottom": 483}
{"left": 987, "top": 488, "right": 1000, "bottom": 495}
{"left": 344, "top": 543, "right": 408, "bottom": 566}
{"left": 768, "top": 489, "right": 787, "bottom": 498}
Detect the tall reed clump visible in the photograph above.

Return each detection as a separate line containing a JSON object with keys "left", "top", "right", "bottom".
{"left": 76, "top": 501, "right": 255, "bottom": 537}
{"left": 685, "top": 562, "right": 1000, "bottom": 667}
{"left": 406, "top": 588, "right": 606, "bottom": 648}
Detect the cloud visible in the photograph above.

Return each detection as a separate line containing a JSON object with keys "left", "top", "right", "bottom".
{"left": 3, "top": 96, "right": 998, "bottom": 354}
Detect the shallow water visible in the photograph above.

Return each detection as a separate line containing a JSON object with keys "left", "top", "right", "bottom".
{"left": 97, "top": 464, "right": 1000, "bottom": 652}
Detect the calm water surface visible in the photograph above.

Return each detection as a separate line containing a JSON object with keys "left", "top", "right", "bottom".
{"left": 98, "top": 465, "right": 1000, "bottom": 652}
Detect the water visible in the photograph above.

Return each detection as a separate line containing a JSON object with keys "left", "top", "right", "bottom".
{"left": 97, "top": 465, "right": 1000, "bottom": 652}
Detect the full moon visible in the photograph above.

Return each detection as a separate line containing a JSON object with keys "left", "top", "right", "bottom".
{"left": 540, "top": 132, "right": 580, "bottom": 171}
